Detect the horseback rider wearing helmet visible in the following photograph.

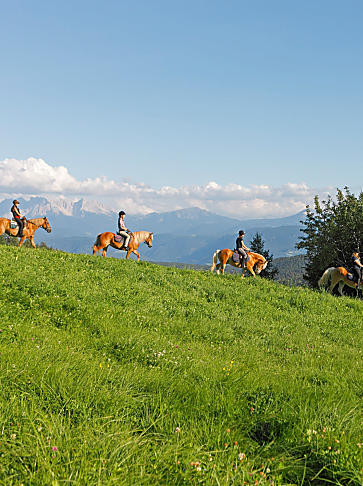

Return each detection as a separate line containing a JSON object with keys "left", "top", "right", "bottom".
{"left": 236, "top": 230, "right": 250, "bottom": 268}
{"left": 11, "top": 199, "right": 25, "bottom": 237}
{"left": 118, "top": 211, "right": 132, "bottom": 250}
{"left": 351, "top": 251, "right": 363, "bottom": 286}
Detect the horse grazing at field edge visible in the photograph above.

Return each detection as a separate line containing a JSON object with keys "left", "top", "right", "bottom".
{"left": 0, "top": 217, "right": 51, "bottom": 248}
{"left": 211, "top": 249, "right": 267, "bottom": 278}
{"left": 318, "top": 266, "right": 363, "bottom": 296}
{"left": 93, "top": 231, "right": 153, "bottom": 261}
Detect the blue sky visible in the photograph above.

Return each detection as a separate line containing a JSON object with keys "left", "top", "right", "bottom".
{"left": 0, "top": 1, "right": 362, "bottom": 215}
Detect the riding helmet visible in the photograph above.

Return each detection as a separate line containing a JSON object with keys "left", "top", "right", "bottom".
{"left": 13, "top": 199, "right": 19, "bottom": 205}
{"left": 239, "top": 230, "right": 245, "bottom": 236}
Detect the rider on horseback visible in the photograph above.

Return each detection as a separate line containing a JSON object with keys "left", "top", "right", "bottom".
{"left": 236, "top": 230, "right": 250, "bottom": 268}
{"left": 11, "top": 199, "right": 24, "bottom": 237}
{"left": 118, "top": 211, "right": 132, "bottom": 250}
{"left": 351, "top": 251, "right": 363, "bottom": 285}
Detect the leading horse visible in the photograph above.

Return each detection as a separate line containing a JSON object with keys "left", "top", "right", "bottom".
{"left": 211, "top": 248, "right": 267, "bottom": 277}
{"left": 318, "top": 267, "right": 362, "bottom": 296}
{"left": 0, "top": 217, "right": 52, "bottom": 247}
{"left": 92, "top": 231, "right": 153, "bottom": 261}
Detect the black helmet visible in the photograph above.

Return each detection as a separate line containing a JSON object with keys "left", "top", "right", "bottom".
{"left": 119, "top": 210, "right": 126, "bottom": 216}
{"left": 13, "top": 199, "right": 19, "bottom": 205}
{"left": 239, "top": 230, "right": 245, "bottom": 236}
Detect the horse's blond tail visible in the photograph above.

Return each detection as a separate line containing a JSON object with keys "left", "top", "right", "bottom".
{"left": 318, "top": 267, "right": 334, "bottom": 289}
{"left": 92, "top": 234, "right": 102, "bottom": 254}
{"left": 211, "top": 250, "right": 220, "bottom": 272}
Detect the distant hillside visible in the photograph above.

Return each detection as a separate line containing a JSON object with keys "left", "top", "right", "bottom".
{"left": 0, "top": 246, "right": 361, "bottom": 485}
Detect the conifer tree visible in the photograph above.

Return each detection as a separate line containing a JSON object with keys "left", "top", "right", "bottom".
{"left": 249, "top": 232, "right": 278, "bottom": 279}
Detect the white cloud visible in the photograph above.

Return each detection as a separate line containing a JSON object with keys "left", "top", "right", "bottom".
{"left": 0, "top": 157, "right": 328, "bottom": 217}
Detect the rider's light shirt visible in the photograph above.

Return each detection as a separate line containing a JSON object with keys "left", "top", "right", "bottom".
{"left": 118, "top": 217, "right": 127, "bottom": 231}
{"left": 352, "top": 254, "right": 361, "bottom": 266}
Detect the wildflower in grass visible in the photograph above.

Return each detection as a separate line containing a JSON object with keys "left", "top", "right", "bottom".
{"left": 234, "top": 441, "right": 238, "bottom": 446}
{"left": 266, "top": 467, "right": 271, "bottom": 473}
{"left": 52, "top": 446, "right": 58, "bottom": 451}
{"left": 226, "top": 428, "right": 230, "bottom": 433}
{"left": 238, "top": 452, "right": 246, "bottom": 461}
{"left": 196, "top": 466, "right": 201, "bottom": 472}
{"left": 10, "top": 433, "right": 16, "bottom": 440}
{"left": 37, "top": 426, "right": 42, "bottom": 432}
{"left": 175, "top": 427, "right": 180, "bottom": 433}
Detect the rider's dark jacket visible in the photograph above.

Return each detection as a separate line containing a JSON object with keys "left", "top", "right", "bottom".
{"left": 11, "top": 205, "right": 21, "bottom": 219}
{"left": 236, "top": 236, "right": 244, "bottom": 250}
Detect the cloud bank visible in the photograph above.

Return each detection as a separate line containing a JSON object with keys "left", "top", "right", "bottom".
{"left": 0, "top": 157, "right": 326, "bottom": 217}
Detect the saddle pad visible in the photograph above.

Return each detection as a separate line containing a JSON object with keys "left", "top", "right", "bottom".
{"left": 114, "top": 234, "right": 123, "bottom": 243}
{"left": 232, "top": 251, "right": 249, "bottom": 264}
{"left": 10, "top": 221, "right": 18, "bottom": 229}
{"left": 232, "top": 252, "right": 241, "bottom": 264}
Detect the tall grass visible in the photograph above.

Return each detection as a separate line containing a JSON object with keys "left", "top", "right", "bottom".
{"left": 0, "top": 246, "right": 362, "bottom": 485}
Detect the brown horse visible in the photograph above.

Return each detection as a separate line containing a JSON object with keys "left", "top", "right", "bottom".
{"left": 318, "top": 266, "right": 362, "bottom": 295}
{"left": 92, "top": 231, "right": 153, "bottom": 261}
{"left": 211, "top": 248, "right": 267, "bottom": 277}
{"left": 0, "top": 217, "right": 52, "bottom": 248}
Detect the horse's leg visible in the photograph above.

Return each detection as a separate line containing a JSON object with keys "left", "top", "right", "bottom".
{"left": 128, "top": 250, "right": 140, "bottom": 261}
{"left": 329, "top": 275, "right": 338, "bottom": 294}
{"left": 18, "top": 236, "right": 26, "bottom": 247}
{"left": 102, "top": 246, "right": 108, "bottom": 258}
{"left": 29, "top": 236, "right": 36, "bottom": 248}
{"left": 216, "top": 263, "right": 221, "bottom": 274}
{"left": 246, "top": 263, "right": 256, "bottom": 277}
{"left": 337, "top": 281, "right": 345, "bottom": 296}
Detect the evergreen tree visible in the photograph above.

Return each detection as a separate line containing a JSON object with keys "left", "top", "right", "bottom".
{"left": 297, "top": 187, "right": 363, "bottom": 287}
{"left": 249, "top": 232, "right": 278, "bottom": 279}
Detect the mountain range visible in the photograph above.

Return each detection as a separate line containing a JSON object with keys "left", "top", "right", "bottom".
{"left": 0, "top": 196, "right": 305, "bottom": 263}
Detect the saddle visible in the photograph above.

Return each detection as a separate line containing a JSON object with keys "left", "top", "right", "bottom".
{"left": 232, "top": 251, "right": 249, "bottom": 265}
{"left": 114, "top": 233, "right": 133, "bottom": 249}
{"left": 114, "top": 233, "right": 124, "bottom": 243}
{"left": 10, "top": 219, "right": 27, "bottom": 230}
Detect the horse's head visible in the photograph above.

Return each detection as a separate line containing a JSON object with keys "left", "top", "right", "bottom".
{"left": 42, "top": 217, "right": 52, "bottom": 233}
{"left": 254, "top": 255, "right": 268, "bottom": 274}
{"left": 145, "top": 232, "right": 153, "bottom": 248}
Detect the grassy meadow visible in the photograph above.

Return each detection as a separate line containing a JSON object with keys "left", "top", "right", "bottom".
{"left": 0, "top": 246, "right": 362, "bottom": 485}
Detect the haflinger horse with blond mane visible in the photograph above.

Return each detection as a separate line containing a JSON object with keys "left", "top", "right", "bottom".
{"left": 211, "top": 248, "right": 267, "bottom": 277}
{"left": 93, "top": 231, "right": 153, "bottom": 261}
{"left": 0, "top": 217, "right": 52, "bottom": 247}
{"left": 318, "top": 266, "right": 362, "bottom": 296}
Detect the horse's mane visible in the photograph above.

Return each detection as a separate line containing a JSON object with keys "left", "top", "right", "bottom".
{"left": 133, "top": 230, "right": 152, "bottom": 244}
{"left": 27, "top": 217, "right": 46, "bottom": 226}
{"left": 248, "top": 251, "right": 266, "bottom": 262}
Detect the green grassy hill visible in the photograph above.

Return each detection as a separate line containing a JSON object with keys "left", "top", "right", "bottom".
{"left": 0, "top": 246, "right": 362, "bottom": 485}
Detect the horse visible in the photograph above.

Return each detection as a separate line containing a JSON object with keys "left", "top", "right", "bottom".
{"left": 0, "top": 217, "right": 52, "bottom": 248}
{"left": 92, "top": 231, "right": 153, "bottom": 261}
{"left": 318, "top": 267, "right": 362, "bottom": 296}
{"left": 211, "top": 248, "right": 267, "bottom": 277}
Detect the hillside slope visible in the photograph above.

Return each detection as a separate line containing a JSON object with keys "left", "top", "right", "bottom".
{"left": 0, "top": 247, "right": 362, "bottom": 485}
